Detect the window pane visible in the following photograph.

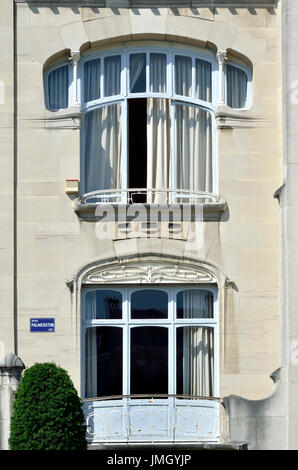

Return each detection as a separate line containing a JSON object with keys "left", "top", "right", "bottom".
{"left": 176, "top": 326, "right": 214, "bottom": 397}
{"left": 85, "top": 290, "right": 122, "bottom": 319}
{"left": 48, "top": 65, "right": 68, "bottom": 110}
{"left": 104, "top": 55, "right": 121, "bottom": 96}
{"left": 227, "top": 64, "right": 248, "bottom": 108}
{"left": 177, "top": 289, "right": 214, "bottom": 319}
{"left": 84, "top": 103, "right": 122, "bottom": 193}
{"left": 84, "top": 59, "right": 101, "bottom": 102}
{"left": 150, "top": 53, "right": 166, "bottom": 93}
{"left": 175, "top": 104, "right": 212, "bottom": 193}
{"left": 131, "top": 290, "right": 168, "bottom": 319}
{"left": 130, "top": 53, "right": 146, "bottom": 93}
{"left": 175, "top": 55, "right": 192, "bottom": 97}
{"left": 195, "top": 59, "right": 212, "bottom": 102}
{"left": 131, "top": 327, "right": 168, "bottom": 395}
{"left": 85, "top": 327, "right": 122, "bottom": 398}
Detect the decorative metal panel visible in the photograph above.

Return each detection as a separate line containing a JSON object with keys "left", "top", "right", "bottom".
{"left": 84, "top": 397, "right": 221, "bottom": 444}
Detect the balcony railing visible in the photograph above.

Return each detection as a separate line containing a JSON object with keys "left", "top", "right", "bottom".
{"left": 77, "top": 188, "right": 225, "bottom": 205}
{"left": 83, "top": 395, "right": 226, "bottom": 445}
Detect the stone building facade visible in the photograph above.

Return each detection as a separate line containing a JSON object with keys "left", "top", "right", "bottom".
{"left": 2, "top": 0, "right": 297, "bottom": 450}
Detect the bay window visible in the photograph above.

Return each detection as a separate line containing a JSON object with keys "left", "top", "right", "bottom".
{"left": 82, "top": 286, "right": 218, "bottom": 400}
{"left": 45, "top": 44, "right": 251, "bottom": 204}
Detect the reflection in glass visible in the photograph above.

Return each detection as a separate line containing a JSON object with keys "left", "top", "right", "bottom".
{"left": 85, "top": 326, "right": 122, "bottom": 398}
{"left": 177, "top": 289, "right": 213, "bottom": 318}
{"left": 131, "top": 290, "right": 168, "bottom": 319}
{"left": 177, "top": 326, "right": 214, "bottom": 397}
{"left": 131, "top": 327, "right": 168, "bottom": 394}
{"left": 85, "top": 290, "right": 122, "bottom": 319}
{"left": 130, "top": 53, "right": 146, "bottom": 93}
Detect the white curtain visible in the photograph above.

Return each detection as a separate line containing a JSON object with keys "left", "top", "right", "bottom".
{"left": 182, "top": 289, "right": 214, "bottom": 397}
{"left": 175, "top": 104, "right": 212, "bottom": 193}
{"left": 104, "top": 55, "right": 121, "bottom": 96}
{"left": 84, "top": 59, "right": 101, "bottom": 102}
{"left": 182, "top": 289, "right": 213, "bottom": 319}
{"left": 150, "top": 53, "right": 167, "bottom": 93}
{"left": 48, "top": 65, "right": 68, "bottom": 110}
{"left": 147, "top": 98, "right": 171, "bottom": 203}
{"left": 175, "top": 55, "right": 192, "bottom": 96}
{"left": 130, "top": 53, "right": 146, "bottom": 92}
{"left": 85, "top": 328, "right": 98, "bottom": 398}
{"left": 196, "top": 59, "right": 212, "bottom": 102}
{"left": 227, "top": 64, "right": 248, "bottom": 109}
{"left": 84, "top": 103, "right": 122, "bottom": 193}
{"left": 182, "top": 326, "right": 214, "bottom": 397}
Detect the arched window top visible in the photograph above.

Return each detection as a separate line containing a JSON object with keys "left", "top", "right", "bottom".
{"left": 80, "top": 43, "right": 217, "bottom": 110}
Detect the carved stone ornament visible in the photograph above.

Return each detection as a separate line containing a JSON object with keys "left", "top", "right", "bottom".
{"left": 82, "top": 262, "right": 217, "bottom": 285}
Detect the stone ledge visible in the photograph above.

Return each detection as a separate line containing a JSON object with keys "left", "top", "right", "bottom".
{"left": 72, "top": 202, "right": 228, "bottom": 222}
{"left": 215, "top": 105, "right": 272, "bottom": 129}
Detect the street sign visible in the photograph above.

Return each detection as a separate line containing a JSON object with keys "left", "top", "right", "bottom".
{"left": 30, "top": 318, "right": 55, "bottom": 332}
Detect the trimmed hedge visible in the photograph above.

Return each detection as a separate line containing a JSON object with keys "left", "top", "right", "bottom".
{"left": 9, "top": 362, "right": 87, "bottom": 450}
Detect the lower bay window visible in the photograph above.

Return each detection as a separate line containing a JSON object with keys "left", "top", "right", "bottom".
{"left": 82, "top": 286, "right": 218, "bottom": 400}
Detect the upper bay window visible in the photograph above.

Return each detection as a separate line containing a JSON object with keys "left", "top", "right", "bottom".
{"left": 45, "top": 44, "right": 251, "bottom": 203}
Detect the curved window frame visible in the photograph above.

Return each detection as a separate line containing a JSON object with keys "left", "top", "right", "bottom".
{"left": 225, "top": 60, "right": 252, "bottom": 110}
{"left": 79, "top": 44, "right": 219, "bottom": 198}
{"left": 81, "top": 284, "right": 219, "bottom": 399}
{"left": 44, "top": 61, "right": 73, "bottom": 111}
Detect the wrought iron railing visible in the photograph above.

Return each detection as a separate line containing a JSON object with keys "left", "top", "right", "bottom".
{"left": 76, "top": 188, "right": 225, "bottom": 205}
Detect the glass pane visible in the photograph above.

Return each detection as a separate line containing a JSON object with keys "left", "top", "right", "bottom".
{"left": 131, "top": 327, "right": 168, "bottom": 395}
{"left": 195, "top": 59, "right": 212, "bottom": 102}
{"left": 85, "top": 326, "right": 122, "bottom": 398}
{"left": 104, "top": 55, "right": 121, "bottom": 96}
{"left": 175, "top": 55, "right": 192, "bottom": 97}
{"left": 48, "top": 65, "right": 68, "bottom": 110}
{"left": 84, "top": 59, "right": 101, "bottom": 102}
{"left": 85, "top": 290, "right": 122, "bottom": 319}
{"left": 176, "top": 326, "right": 214, "bottom": 397}
{"left": 131, "top": 290, "right": 168, "bottom": 319}
{"left": 150, "top": 53, "right": 167, "bottom": 93}
{"left": 227, "top": 64, "right": 248, "bottom": 108}
{"left": 84, "top": 103, "right": 122, "bottom": 193}
{"left": 175, "top": 104, "right": 212, "bottom": 193}
{"left": 177, "top": 289, "right": 213, "bottom": 319}
{"left": 130, "top": 53, "right": 146, "bottom": 93}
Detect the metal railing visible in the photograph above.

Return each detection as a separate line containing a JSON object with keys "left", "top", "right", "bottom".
{"left": 77, "top": 188, "right": 225, "bottom": 205}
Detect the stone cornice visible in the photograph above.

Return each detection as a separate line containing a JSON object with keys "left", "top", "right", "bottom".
{"left": 15, "top": 0, "right": 278, "bottom": 8}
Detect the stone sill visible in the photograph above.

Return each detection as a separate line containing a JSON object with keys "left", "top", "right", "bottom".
{"left": 73, "top": 201, "right": 228, "bottom": 222}
{"left": 215, "top": 105, "right": 272, "bottom": 129}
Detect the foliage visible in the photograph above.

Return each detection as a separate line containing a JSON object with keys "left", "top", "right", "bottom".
{"left": 9, "top": 362, "right": 87, "bottom": 450}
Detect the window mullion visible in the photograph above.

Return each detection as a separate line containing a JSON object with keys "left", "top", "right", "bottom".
{"left": 170, "top": 101, "right": 176, "bottom": 203}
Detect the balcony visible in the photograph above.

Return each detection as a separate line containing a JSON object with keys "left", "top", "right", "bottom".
{"left": 83, "top": 395, "right": 226, "bottom": 446}
{"left": 72, "top": 188, "right": 227, "bottom": 222}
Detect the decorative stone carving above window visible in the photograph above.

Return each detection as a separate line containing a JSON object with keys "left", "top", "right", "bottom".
{"left": 82, "top": 261, "right": 217, "bottom": 285}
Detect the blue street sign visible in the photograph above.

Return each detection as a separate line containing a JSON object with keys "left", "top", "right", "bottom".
{"left": 30, "top": 318, "right": 55, "bottom": 332}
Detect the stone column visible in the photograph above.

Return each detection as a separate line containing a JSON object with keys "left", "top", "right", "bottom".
{"left": 0, "top": 354, "right": 25, "bottom": 450}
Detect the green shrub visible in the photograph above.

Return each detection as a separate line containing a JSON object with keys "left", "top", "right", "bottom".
{"left": 9, "top": 362, "right": 87, "bottom": 450}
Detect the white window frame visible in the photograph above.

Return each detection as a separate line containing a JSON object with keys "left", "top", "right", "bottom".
{"left": 79, "top": 44, "right": 219, "bottom": 197}
{"left": 44, "top": 61, "right": 73, "bottom": 111}
{"left": 225, "top": 60, "right": 252, "bottom": 110}
{"left": 81, "top": 284, "right": 219, "bottom": 400}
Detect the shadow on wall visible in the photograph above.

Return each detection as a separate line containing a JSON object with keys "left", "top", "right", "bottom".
{"left": 27, "top": 5, "right": 277, "bottom": 16}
